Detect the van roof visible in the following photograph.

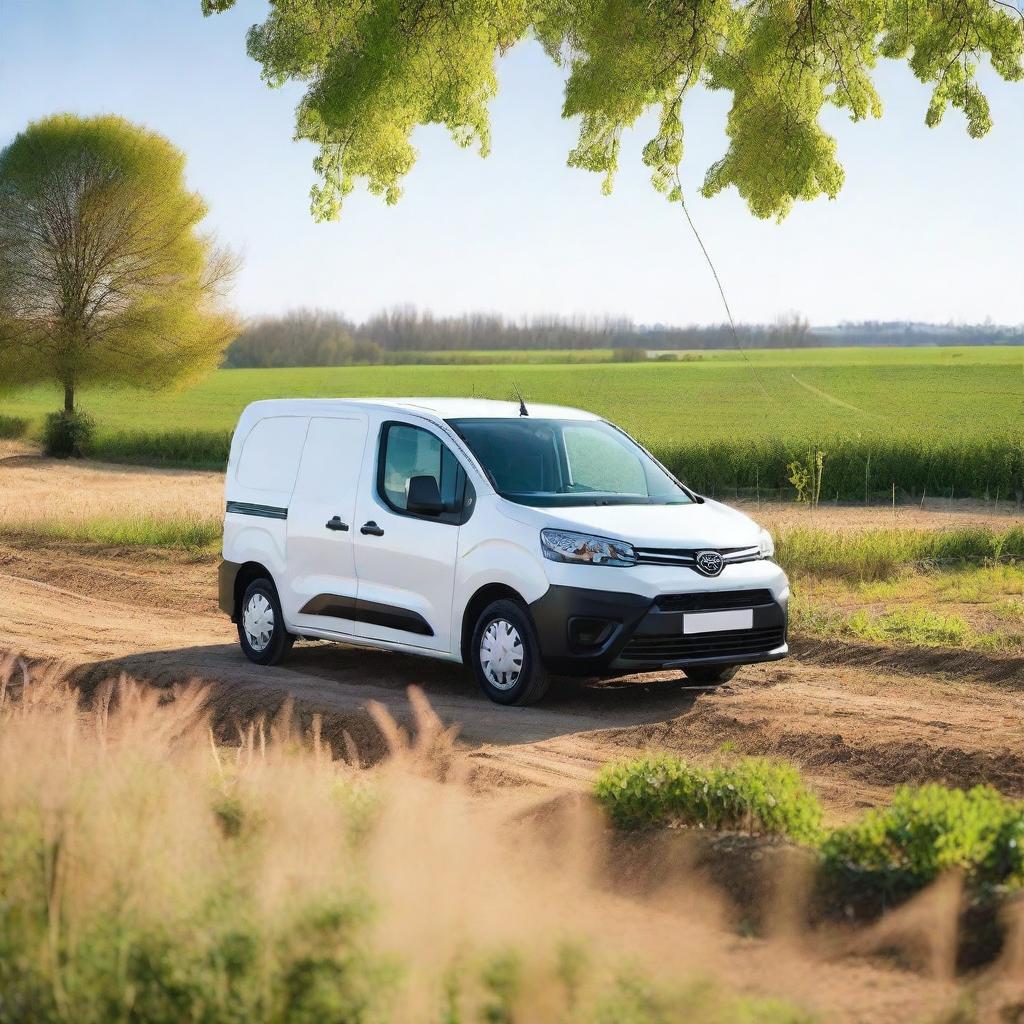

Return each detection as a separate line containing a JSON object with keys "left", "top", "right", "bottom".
{"left": 239, "top": 397, "right": 600, "bottom": 422}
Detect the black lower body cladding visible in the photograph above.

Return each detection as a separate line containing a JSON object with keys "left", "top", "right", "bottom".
{"left": 528, "top": 584, "right": 788, "bottom": 676}
{"left": 218, "top": 560, "right": 242, "bottom": 619}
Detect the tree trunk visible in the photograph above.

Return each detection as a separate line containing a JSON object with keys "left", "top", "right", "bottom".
{"left": 63, "top": 383, "right": 74, "bottom": 415}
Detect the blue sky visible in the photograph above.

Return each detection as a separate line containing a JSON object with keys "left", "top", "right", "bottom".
{"left": 1, "top": 0, "right": 1022, "bottom": 326}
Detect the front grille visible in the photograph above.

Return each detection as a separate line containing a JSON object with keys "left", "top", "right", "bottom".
{"left": 635, "top": 545, "right": 760, "bottom": 568}
{"left": 655, "top": 589, "right": 774, "bottom": 613}
{"left": 619, "top": 626, "right": 786, "bottom": 664}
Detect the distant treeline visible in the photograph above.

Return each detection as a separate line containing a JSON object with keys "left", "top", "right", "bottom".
{"left": 222, "top": 309, "right": 1024, "bottom": 368}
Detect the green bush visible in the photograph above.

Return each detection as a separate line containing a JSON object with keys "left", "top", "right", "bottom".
{"left": 596, "top": 760, "right": 1024, "bottom": 903}
{"left": 594, "top": 755, "right": 824, "bottom": 844}
{"left": 821, "top": 785, "right": 1024, "bottom": 898}
{"left": 93, "top": 428, "right": 231, "bottom": 468}
{"left": 0, "top": 413, "right": 28, "bottom": 439}
{"left": 42, "top": 409, "right": 95, "bottom": 457}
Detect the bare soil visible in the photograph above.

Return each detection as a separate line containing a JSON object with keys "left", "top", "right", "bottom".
{"left": 3, "top": 536, "right": 1022, "bottom": 823}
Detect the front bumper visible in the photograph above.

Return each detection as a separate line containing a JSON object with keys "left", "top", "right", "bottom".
{"left": 528, "top": 582, "right": 788, "bottom": 676}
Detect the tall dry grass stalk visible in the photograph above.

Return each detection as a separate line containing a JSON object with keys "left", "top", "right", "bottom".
{"left": 1, "top": 655, "right": 1016, "bottom": 1022}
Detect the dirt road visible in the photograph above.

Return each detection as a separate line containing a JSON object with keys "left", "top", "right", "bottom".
{"left": 4, "top": 525, "right": 1024, "bottom": 1020}
{"left": 3, "top": 537, "right": 1022, "bottom": 820}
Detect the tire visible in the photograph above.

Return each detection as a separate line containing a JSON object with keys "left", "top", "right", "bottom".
{"left": 683, "top": 664, "right": 738, "bottom": 686}
{"left": 471, "top": 599, "right": 550, "bottom": 706}
{"left": 237, "top": 578, "right": 294, "bottom": 666}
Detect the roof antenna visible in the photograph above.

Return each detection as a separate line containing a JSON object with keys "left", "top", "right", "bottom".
{"left": 513, "top": 382, "right": 529, "bottom": 417}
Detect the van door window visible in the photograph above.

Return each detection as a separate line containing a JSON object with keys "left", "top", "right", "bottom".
{"left": 377, "top": 422, "right": 472, "bottom": 523}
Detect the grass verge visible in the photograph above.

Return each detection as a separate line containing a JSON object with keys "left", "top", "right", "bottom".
{"left": 0, "top": 515, "right": 220, "bottom": 551}
{"left": 790, "top": 601, "right": 1014, "bottom": 652}
{"left": 776, "top": 525, "right": 1024, "bottom": 581}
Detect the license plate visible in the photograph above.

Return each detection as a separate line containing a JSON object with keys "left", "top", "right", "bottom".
{"left": 683, "top": 609, "right": 754, "bottom": 634}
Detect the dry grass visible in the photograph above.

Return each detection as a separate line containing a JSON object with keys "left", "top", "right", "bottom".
{"left": 0, "top": 454, "right": 222, "bottom": 525}
{"left": 0, "top": 656, "right": 826, "bottom": 1023}
{"left": 6, "top": 656, "right": 1014, "bottom": 1022}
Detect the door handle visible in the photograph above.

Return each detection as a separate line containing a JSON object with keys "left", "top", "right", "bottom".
{"left": 360, "top": 521, "right": 385, "bottom": 536}
{"left": 326, "top": 516, "right": 349, "bottom": 532}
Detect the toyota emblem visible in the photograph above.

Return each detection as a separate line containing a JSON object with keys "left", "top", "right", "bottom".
{"left": 695, "top": 550, "right": 724, "bottom": 577}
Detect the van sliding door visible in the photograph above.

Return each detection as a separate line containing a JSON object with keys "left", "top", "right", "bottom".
{"left": 282, "top": 416, "right": 369, "bottom": 637}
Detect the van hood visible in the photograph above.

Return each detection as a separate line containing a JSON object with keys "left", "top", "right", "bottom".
{"left": 496, "top": 497, "right": 763, "bottom": 549}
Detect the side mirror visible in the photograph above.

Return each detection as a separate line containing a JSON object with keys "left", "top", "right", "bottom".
{"left": 407, "top": 474, "right": 444, "bottom": 515}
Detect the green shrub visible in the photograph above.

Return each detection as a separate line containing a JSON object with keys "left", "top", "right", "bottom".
{"left": 42, "top": 409, "right": 95, "bottom": 457}
{"left": 594, "top": 755, "right": 824, "bottom": 844}
{"left": 821, "top": 785, "right": 1024, "bottom": 898}
{"left": 0, "top": 413, "right": 28, "bottom": 439}
{"left": 93, "top": 428, "right": 231, "bottom": 468}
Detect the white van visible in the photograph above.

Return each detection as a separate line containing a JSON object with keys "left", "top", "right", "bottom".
{"left": 219, "top": 399, "right": 789, "bottom": 705}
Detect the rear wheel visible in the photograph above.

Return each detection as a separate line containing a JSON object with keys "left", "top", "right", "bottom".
{"left": 471, "top": 599, "right": 550, "bottom": 706}
{"left": 238, "top": 578, "right": 294, "bottom": 666}
{"left": 683, "top": 664, "right": 738, "bottom": 686}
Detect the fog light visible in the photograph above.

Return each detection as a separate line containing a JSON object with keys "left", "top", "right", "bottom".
{"left": 568, "top": 617, "right": 616, "bottom": 650}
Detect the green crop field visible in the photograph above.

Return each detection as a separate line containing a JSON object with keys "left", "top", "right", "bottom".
{"left": 3, "top": 346, "right": 1022, "bottom": 500}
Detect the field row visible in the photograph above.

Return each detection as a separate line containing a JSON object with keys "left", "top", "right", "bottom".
{"left": 1, "top": 347, "right": 1021, "bottom": 440}
{"left": 2, "top": 347, "right": 1021, "bottom": 499}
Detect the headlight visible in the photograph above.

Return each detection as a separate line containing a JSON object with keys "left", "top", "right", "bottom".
{"left": 540, "top": 529, "right": 637, "bottom": 567}
{"left": 758, "top": 528, "right": 775, "bottom": 559}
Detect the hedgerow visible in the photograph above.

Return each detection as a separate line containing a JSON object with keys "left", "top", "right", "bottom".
{"left": 652, "top": 435, "right": 1024, "bottom": 503}
{"left": 593, "top": 756, "right": 825, "bottom": 844}
{"left": 93, "top": 428, "right": 232, "bottom": 468}
{"left": 80, "top": 430, "right": 1024, "bottom": 500}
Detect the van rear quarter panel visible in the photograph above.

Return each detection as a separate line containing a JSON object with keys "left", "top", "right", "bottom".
{"left": 223, "top": 413, "right": 310, "bottom": 575}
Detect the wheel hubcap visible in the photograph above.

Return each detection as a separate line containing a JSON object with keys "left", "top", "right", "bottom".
{"left": 480, "top": 618, "right": 523, "bottom": 690}
{"left": 242, "top": 592, "right": 275, "bottom": 652}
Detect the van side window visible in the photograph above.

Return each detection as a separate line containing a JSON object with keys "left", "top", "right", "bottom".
{"left": 377, "top": 423, "right": 472, "bottom": 522}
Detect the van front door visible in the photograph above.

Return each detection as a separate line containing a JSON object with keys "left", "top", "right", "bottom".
{"left": 283, "top": 415, "right": 369, "bottom": 636}
{"left": 351, "top": 421, "right": 468, "bottom": 654}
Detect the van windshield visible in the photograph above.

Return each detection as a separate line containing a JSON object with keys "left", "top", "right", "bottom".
{"left": 447, "top": 418, "right": 694, "bottom": 507}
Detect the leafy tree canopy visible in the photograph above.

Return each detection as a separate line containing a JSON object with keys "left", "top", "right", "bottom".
{"left": 204, "top": 0, "right": 1024, "bottom": 221}
{"left": 0, "top": 114, "right": 238, "bottom": 412}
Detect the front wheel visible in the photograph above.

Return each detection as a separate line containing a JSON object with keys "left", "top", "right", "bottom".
{"left": 238, "top": 579, "right": 294, "bottom": 666}
{"left": 683, "top": 664, "right": 738, "bottom": 686}
{"left": 471, "top": 599, "right": 550, "bottom": 706}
